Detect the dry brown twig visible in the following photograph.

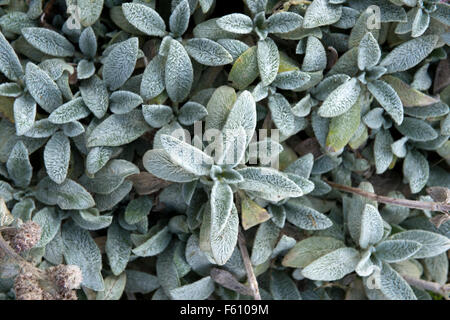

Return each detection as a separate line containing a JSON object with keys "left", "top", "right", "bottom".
{"left": 402, "top": 275, "right": 450, "bottom": 300}
{"left": 237, "top": 228, "right": 261, "bottom": 300}
{"left": 325, "top": 180, "right": 450, "bottom": 215}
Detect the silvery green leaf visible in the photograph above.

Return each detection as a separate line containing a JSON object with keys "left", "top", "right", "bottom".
{"left": 165, "top": 39, "right": 193, "bottom": 102}
{"left": 395, "top": 7, "right": 416, "bottom": 35}
{"left": 367, "top": 80, "right": 403, "bottom": 125}
{"left": 193, "top": 18, "right": 239, "bottom": 40}
{"left": 326, "top": 99, "right": 361, "bottom": 152}
{"left": 318, "top": 78, "right": 361, "bottom": 117}
{"left": 125, "top": 196, "right": 152, "bottom": 225}
{"left": 13, "top": 93, "right": 36, "bottom": 136}
{"left": 6, "top": 141, "right": 32, "bottom": 188}
{"left": 217, "top": 39, "right": 249, "bottom": 61}
{"left": 396, "top": 117, "right": 437, "bottom": 142}
{"left": 80, "top": 75, "right": 109, "bottom": 119}
{"left": 359, "top": 204, "right": 384, "bottom": 249}
{"left": 77, "top": 59, "right": 95, "bottom": 80}
{"left": 423, "top": 253, "right": 448, "bottom": 285}
{"left": 125, "top": 270, "right": 160, "bottom": 294}
{"left": 156, "top": 244, "right": 181, "bottom": 296}
{"left": 108, "top": 90, "right": 143, "bottom": 114}
{"left": 142, "top": 104, "right": 174, "bottom": 128}
{"left": 332, "top": 6, "right": 359, "bottom": 29}
{"left": 43, "top": 229, "right": 63, "bottom": 265}
{"left": 96, "top": 273, "right": 126, "bottom": 300}
{"left": 140, "top": 55, "right": 165, "bottom": 101}
{"left": 143, "top": 149, "right": 198, "bottom": 183}
{"left": 0, "top": 31, "right": 23, "bottom": 81}
{"left": 271, "top": 235, "right": 296, "bottom": 259}
{"left": 205, "top": 85, "right": 236, "bottom": 131}
{"left": 375, "top": 240, "right": 422, "bottom": 263}
{"left": 404, "top": 102, "right": 449, "bottom": 119}
{"left": 283, "top": 236, "right": 345, "bottom": 268}
{"left": 257, "top": 38, "right": 279, "bottom": 86}
{"left": 35, "top": 177, "right": 95, "bottom": 210}
{"left": 0, "top": 12, "right": 37, "bottom": 35}
{"left": 430, "top": 3, "right": 450, "bottom": 26}
{"left": 11, "top": 198, "right": 35, "bottom": 221}
{"left": 221, "top": 90, "right": 257, "bottom": 145}
{"left": 132, "top": 226, "right": 172, "bottom": 257}
{"left": 199, "top": 0, "right": 214, "bottom": 13}
{"left": 250, "top": 220, "right": 280, "bottom": 265}
{"left": 348, "top": 9, "right": 379, "bottom": 48}
{"left": 25, "top": 62, "right": 62, "bottom": 113}
{"left": 178, "top": 102, "right": 208, "bottom": 126}
{"left": 363, "top": 108, "right": 384, "bottom": 129}
{"left": 85, "top": 147, "right": 115, "bottom": 176}
{"left": 170, "top": 276, "right": 214, "bottom": 300}
{"left": 62, "top": 221, "right": 104, "bottom": 291}
{"left": 122, "top": 3, "right": 166, "bottom": 36}
{"left": 270, "top": 270, "right": 302, "bottom": 300}
{"left": 238, "top": 167, "right": 303, "bottom": 201}
{"left": 374, "top": 129, "right": 394, "bottom": 174}
{"left": 228, "top": 46, "right": 259, "bottom": 90}
{"left": 169, "top": 0, "right": 190, "bottom": 37}
{"left": 303, "top": 0, "right": 342, "bottom": 29}
{"left": 22, "top": 119, "right": 58, "bottom": 138}
{"left": 103, "top": 38, "right": 139, "bottom": 90}
{"left": 160, "top": 134, "right": 213, "bottom": 176}
{"left": 37, "top": 58, "right": 73, "bottom": 81}
{"left": 44, "top": 132, "right": 70, "bottom": 184}
{"left": 245, "top": 0, "right": 267, "bottom": 14}
{"left": 285, "top": 153, "right": 314, "bottom": 178}
{"left": 79, "top": 27, "right": 97, "bottom": 58}
{"left": 0, "top": 83, "right": 22, "bottom": 97}
{"left": 311, "top": 74, "right": 351, "bottom": 101}
{"left": 379, "top": 262, "right": 416, "bottom": 300}
{"left": 87, "top": 110, "right": 150, "bottom": 147}
{"left": 311, "top": 155, "right": 342, "bottom": 175}
{"left": 272, "top": 70, "right": 311, "bottom": 90}
{"left": 390, "top": 230, "right": 450, "bottom": 259}
{"left": 185, "top": 38, "right": 233, "bottom": 66}
{"left": 403, "top": 149, "right": 429, "bottom": 194}
{"left": 22, "top": 27, "right": 74, "bottom": 57}
{"left": 358, "top": 32, "right": 380, "bottom": 71}
{"left": 411, "top": 9, "right": 429, "bottom": 38}
{"left": 302, "top": 36, "right": 326, "bottom": 72}
{"left": 72, "top": 209, "right": 113, "bottom": 230}
{"left": 328, "top": 47, "right": 359, "bottom": 77}
{"left": 70, "top": 0, "right": 103, "bottom": 27}
{"left": 210, "top": 204, "right": 239, "bottom": 265}
{"left": 301, "top": 247, "right": 360, "bottom": 281}
{"left": 95, "top": 180, "right": 133, "bottom": 212}
{"left": 284, "top": 198, "right": 333, "bottom": 230}
{"left": 266, "top": 12, "right": 303, "bottom": 34}
{"left": 217, "top": 13, "right": 253, "bottom": 34}
{"left": 268, "top": 93, "right": 295, "bottom": 136}
{"left": 80, "top": 159, "right": 139, "bottom": 195}
{"left": 48, "top": 97, "right": 90, "bottom": 124}
{"left": 379, "top": 35, "right": 439, "bottom": 73}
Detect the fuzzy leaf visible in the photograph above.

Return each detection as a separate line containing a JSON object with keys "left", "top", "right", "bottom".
{"left": 140, "top": 55, "right": 166, "bottom": 101}
{"left": 268, "top": 93, "right": 295, "bottom": 137}
{"left": 318, "top": 78, "right": 361, "bottom": 117}
{"left": 169, "top": 0, "right": 190, "bottom": 37}
{"left": 326, "top": 99, "right": 360, "bottom": 151}
{"left": 170, "top": 276, "right": 215, "bottom": 300}
{"left": 358, "top": 32, "right": 380, "bottom": 70}
{"left": 375, "top": 240, "right": 422, "bottom": 263}
{"left": 44, "top": 132, "right": 70, "bottom": 184}
{"left": 266, "top": 12, "right": 303, "bottom": 34}
{"left": 379, "top": 262, "right": 416, "bottom": 300}
{"left": 390, "top": 230, "right": 450, "bottom": 259}
{"left": 379, "top": 35, "right": 439, "bottom": 73}
{"left": 382, "top": 75, "right": 438, "bottom": 107}
{"left": 48, "top": 97, "right": 90, "bottom": 124}
{"left": 142, "top": 105, "right": 174, "bottom": 128}
{"left": 210, "top": 204, "right": 239, "bottom": 265}
{"left": 13, "top": 93, "right": 36, "bottom": 136}
{"left": 62, "top": 221, "right": 104, "bottom": 291}
{"left": 25, "top": 62, "right": 62, "bottom": 113}
{"left": 122, "top": 3, "right": 166, "bottom": 36}
{"left": 359, "top": 204, "right": 384, "bottom": 249}
{"left": 217, "top": 13, "right": 253, "bottom": 34}
{"left": 166, "top": 39, "right": 193, "bottom": 102}
{"left": 396, "top": 117, "right": 437, "bottom": 142}
{"left": 87, "top": 110, "right": 150, "bottom": 147}
{"left": 178, "top": 102, "right": 208, "bottom": 126}
{"left": 257, "top": 38, "right": 279, "bottom": 86}
{"left": 6, "top": 141, "right": 32, "bottom": 188}
{"left": 186, "top": 38, "right": 233, "bottom": 66}
{"left": 228, "top": 46, "right": 259, "bottom": 90}
{"left": 251, "top": 220, "right": 280, "bottom": 265}
{"left": 301, "top": 247, "right": 360, "bottom": 281}
{"left": 0, "top": 31, "right": 23, "bottom": 81}
{"left": 303, "top": 0, "right": 342, "bottom": 29}
{"left": 367, "top": 80, "right": 403, "bottom": 125}
{"left": 97, "top": 273, "right": 126, "bottom": 300}
{"left": 22, "top": 27, "right": 74, "bottom": 57}
{"left": 132, "top": 226, "right": 172, "bottom": 257}
{"left": 103, "top": 38, "right": 139, "bottom": 90}
{"left": 80, "top": 75, "right": 109, "bottom": 119}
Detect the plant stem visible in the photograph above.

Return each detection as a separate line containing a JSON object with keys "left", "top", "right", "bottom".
{"left": 325, "top": 180, "right": 450, "bottom": 214}
{"left": 237, "top": 229, "right": 261, "bottom": 300}
{"left": 402, "top": 275, "right": 449, "bottom": 300}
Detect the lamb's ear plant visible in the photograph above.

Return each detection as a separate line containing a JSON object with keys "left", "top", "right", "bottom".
{"left": 0, "top": 0, "right": 449, "bottom": 301}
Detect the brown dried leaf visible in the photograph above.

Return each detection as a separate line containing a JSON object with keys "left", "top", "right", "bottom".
{"left": 210, "top": 268, "right": 253, "bottom": 296}
{"left": 241, "top": 195, "right": 271, "bottom": 230}
{"left": 426, "top": 186, "right": 450, "bottom": 204}
{"left": 127, "top": 172, "right": 172, "bottom": 195}
{"left": 433, "top": 57, "right": 450, "bottom": 94}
